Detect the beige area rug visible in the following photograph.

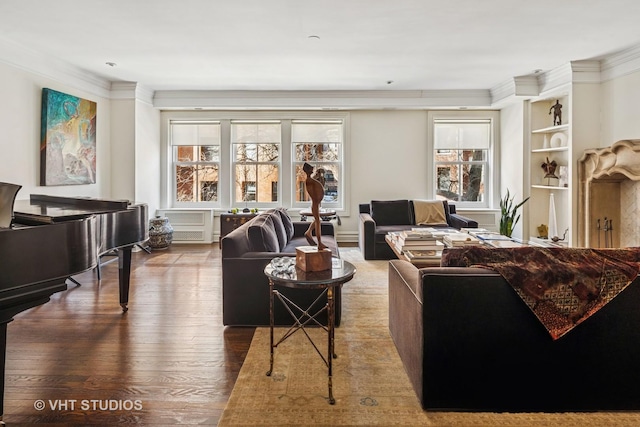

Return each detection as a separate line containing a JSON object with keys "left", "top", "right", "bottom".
{"left": 218, "top": 249, "right": 640, "bottom": 427}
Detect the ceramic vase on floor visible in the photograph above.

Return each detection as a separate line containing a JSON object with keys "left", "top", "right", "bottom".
{"left": 148, "top": 215, "right": 174, "bottom": 250}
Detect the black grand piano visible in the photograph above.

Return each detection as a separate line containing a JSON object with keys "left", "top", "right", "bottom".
{"left": 0, "top": 183, "right": 148, "bottom": 422}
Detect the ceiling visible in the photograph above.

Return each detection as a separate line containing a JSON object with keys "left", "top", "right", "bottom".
{"left": 1, "top": 0, "right": 639, "bottom": 93}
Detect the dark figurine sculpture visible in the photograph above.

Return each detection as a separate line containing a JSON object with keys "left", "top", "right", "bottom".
{"left": 303, "top": 162, "right": 327, "bottom": 250}
{"left": 541, "top": 157, "right": 558, "bottom": 179}
{"left": 549, "top": 99, "right": 563, "bottom": 126}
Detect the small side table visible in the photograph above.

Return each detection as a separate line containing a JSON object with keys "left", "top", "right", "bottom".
{"left": 299, "top": 208, "right": 340, "bottom": 225}
{"left": 219, "top": 212, "right": 258, "bottom": 238}
{"left": 264, "top": 257, "right": 356, "bottom": 404}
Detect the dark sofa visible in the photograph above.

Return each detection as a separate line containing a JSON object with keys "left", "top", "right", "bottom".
{"left": 359, "top": 199, "right": 478, "bottom": 260}
{"left": 221, "top": 208, "right": 341, "bottom": 326}
{"left": 388, "top": 258, "right": 640, "bottom": 411}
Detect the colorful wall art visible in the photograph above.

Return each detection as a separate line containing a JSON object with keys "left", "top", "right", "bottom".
{"left": 40, "top": 88, "right": 97, "bottom": 186}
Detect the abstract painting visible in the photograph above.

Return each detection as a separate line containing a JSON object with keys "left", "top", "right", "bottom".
{"left": 40, "top": 88, "right": 97, "bottom": 186}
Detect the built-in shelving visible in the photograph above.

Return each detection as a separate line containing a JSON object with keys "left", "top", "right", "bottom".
{"left": 526, "top": 93, "right": 571, "bottom": 243}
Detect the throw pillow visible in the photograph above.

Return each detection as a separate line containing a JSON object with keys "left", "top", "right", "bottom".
{"left": 265, "top": 210, "right": 287, "bottom": 250}
{"left": 247, "top": 214, "right": 280, "bottom": 252}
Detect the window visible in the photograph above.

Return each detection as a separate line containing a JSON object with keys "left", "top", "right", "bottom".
{"left": 292, "top": 120, "right": 342, "bottom": 207}
{"left": 429, "top": 112, "right": 498, "bottom": 208}
{"left": 164, "top": 113, "right": 348, "bottom": 212}
{"left": 171, "top": 122, "right": 220, "bottom": 204}
{"left": 231, "top": 121, "right": 281, "bottom": 206}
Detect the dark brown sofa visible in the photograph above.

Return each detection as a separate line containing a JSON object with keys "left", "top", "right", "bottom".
{"left": 388, "top": 258, "right": 640, "bottom": 412}
{"left": 221, "top": 208, "right": 341, "bottom": 326}
{"left": 359, "top": 199, "right": 477, "bottom": 260}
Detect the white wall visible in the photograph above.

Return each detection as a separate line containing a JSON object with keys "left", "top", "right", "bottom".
{"left": 0, "top": 62, "right": 111, "bottom": 200}
{"left": 601, "top": 70, "right": 640, "bottom": 145}
{"left": 342, "top": 110, "right": 428, "bottom": 240}
{"left": 499, "top": 101, "right": 526, "bottom": 238}
{"left": 135, "top": 100, "right": 161, "bottom": 216}
{"left": 110, "top": 99, "right": 136, "bottom": 201}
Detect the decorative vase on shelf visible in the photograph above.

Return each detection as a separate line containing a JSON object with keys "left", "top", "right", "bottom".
{"left": 148, "top": 215, "right": 174, "bottom": 250}
{"left": 548, "top": 193, "right": 558, "bottom": 240}
{"left": 543, "top": 134, "right": 550, "bottom": 149}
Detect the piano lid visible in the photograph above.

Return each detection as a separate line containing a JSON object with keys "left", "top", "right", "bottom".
{"left": 14, "top": 194, "right": 132, "bottom": 224}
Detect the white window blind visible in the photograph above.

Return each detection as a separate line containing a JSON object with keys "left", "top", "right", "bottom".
{"left": 171, "top": 122, "right": 221, "bottom": 146}
{"left": 434, "top": 120, "right": 491, "bottom": 150}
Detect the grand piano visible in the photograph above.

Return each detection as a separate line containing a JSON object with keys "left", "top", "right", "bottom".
{"left": 0, "top": 184, "right": 148, "bottom": 422}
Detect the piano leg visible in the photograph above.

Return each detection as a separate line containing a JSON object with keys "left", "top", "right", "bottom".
{"left": 118, "top": 246, "right": 133, "bottom": 313}
{"left": 0, "top": 322, "right": 5, "bottom": 425}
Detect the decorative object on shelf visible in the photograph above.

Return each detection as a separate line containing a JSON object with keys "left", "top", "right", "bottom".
{"left": 548, "top": 193, "right": 558, "bottom": 241}
{"left": 148, "top": 215, "right": 174, "bottom": 250}
{"left": 543, "top": 134, "right": 550, "bottom": 149}
{"left": 499, "top": 189, "right": 529, "bottom": 237}
{"left": 541, "top": 157, "right": 559, "bottom": 185}
{"left": 551, "top": 228, "right": 569, "bottom": 243}
{"left": 537, "top": 224, "right": 549, "bottom": 239}
{"left": 558, "top": 165, "right": 569, "bottom": 187}
{"left": 549, "top": 99, "right": 563, "bottom": 126}
{"left": 549, "top": 132, "right": 567, "bottom": 148}
{"left": 40, "top": 88, "right": 97, "bottom": 186}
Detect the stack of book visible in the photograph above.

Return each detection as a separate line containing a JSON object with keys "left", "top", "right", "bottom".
{"left": 442, "top": 232, "right": 481, "bottom": 247}
{"left": 396, "top": 230, "right": 445, "bottom": 252}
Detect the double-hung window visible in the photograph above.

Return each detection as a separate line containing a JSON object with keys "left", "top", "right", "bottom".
{"left": 432, "top": 114, "right": 496, "bottom": 207}
{"left": 231, "top": 121, "right": 281, "bottom": 206}
{"left": 171, "top": 122, "right": 221, "bottom": 205}
{"left": 291, "top": 120, "right": 343, "bottom": 208}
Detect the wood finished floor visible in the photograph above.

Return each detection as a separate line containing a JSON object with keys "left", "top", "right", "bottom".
{"left": 4, "top": 243, "right": 255, "bottom": 426}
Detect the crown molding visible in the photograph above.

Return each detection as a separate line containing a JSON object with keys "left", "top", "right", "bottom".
{"left": 152, "top": 89, "right": 492, "bottom": 110}
{"left": 110, "top": 82, "right": 155, "bottom": 105}
{"left": 0, "top": 35, "right": 112, "bottom": 98}
{"left": 600, "top": 44, "right": 640, "bottom": 82}
{"left": 490, "top": 75, "right": 540, "bottom": 107}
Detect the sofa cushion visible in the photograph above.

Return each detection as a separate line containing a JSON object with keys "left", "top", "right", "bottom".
{"left": 371, "top": 199, "right": 413, "bottom": 226}
{"left": 266, "top": 210, "right": 287, "bottom": 250}
{"left": 275, "top": 207, "right": 294, "bottom": 241}
{"left": 247, "top": 214, "right": 280, "bottom": 252}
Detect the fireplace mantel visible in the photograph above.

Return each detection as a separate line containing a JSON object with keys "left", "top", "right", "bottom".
{"left": 578, "top": 139, "right": 640, "bottom": 247}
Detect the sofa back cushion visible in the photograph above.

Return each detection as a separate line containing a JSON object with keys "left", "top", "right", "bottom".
{"left": 247, "top": 214, "right": 280, "bottom": 252}
{"left": 371, "top": 199, "right": 413, "bottom": 226}
{"left": 265, "top": 210, "right": 288, "bottom": 250}
{"left": 273, "top": 207, "right": 294, "bottom": 241}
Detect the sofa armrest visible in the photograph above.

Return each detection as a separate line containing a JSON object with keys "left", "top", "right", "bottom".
{"left": 359, "top": 212, "right": 377, "bottom": 260}
{"left": 449, "top": 213, "right": 478, "bottom": 229}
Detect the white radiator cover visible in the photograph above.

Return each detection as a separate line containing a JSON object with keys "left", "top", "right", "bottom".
{"left": 155, "top": 209, "right": 214, "bottom": 244}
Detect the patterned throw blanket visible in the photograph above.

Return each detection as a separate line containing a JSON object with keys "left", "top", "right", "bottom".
{"left": 440, "top": 246, "right": 640, "bottom": 340}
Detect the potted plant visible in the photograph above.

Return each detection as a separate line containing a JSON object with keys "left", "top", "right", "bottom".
{"left": 500, "top": 189, "right": 529, "bottom": 237}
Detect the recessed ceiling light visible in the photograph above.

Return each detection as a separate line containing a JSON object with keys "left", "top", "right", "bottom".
{"left": 105, "top": 62, "right": 117, "bottom": 67}
{"left": 308, "top": 35, "right": 320, "bottom": 40}
{"left": 386, "top": 80, "right": 394, "bottom": 85}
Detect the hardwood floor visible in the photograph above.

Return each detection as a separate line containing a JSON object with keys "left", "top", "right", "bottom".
{"left": 4, "top": 243, "right": 255, "bottom": 426}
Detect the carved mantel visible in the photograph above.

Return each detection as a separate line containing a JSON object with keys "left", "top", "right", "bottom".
{"left": 578, "top": 139, "right": 640, "bottom": 247}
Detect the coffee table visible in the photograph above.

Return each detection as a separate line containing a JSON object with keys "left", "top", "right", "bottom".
{"left": 264, "top": 257, "right": 356, "bottom": 404}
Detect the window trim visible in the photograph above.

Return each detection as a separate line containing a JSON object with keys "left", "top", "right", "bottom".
{"left": 427, "top": 110, "right": 500, "bottom": 209}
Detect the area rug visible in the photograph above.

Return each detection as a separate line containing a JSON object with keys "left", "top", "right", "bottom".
{"left": 217, "top": 249, "right": 640, "bottom": 426}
